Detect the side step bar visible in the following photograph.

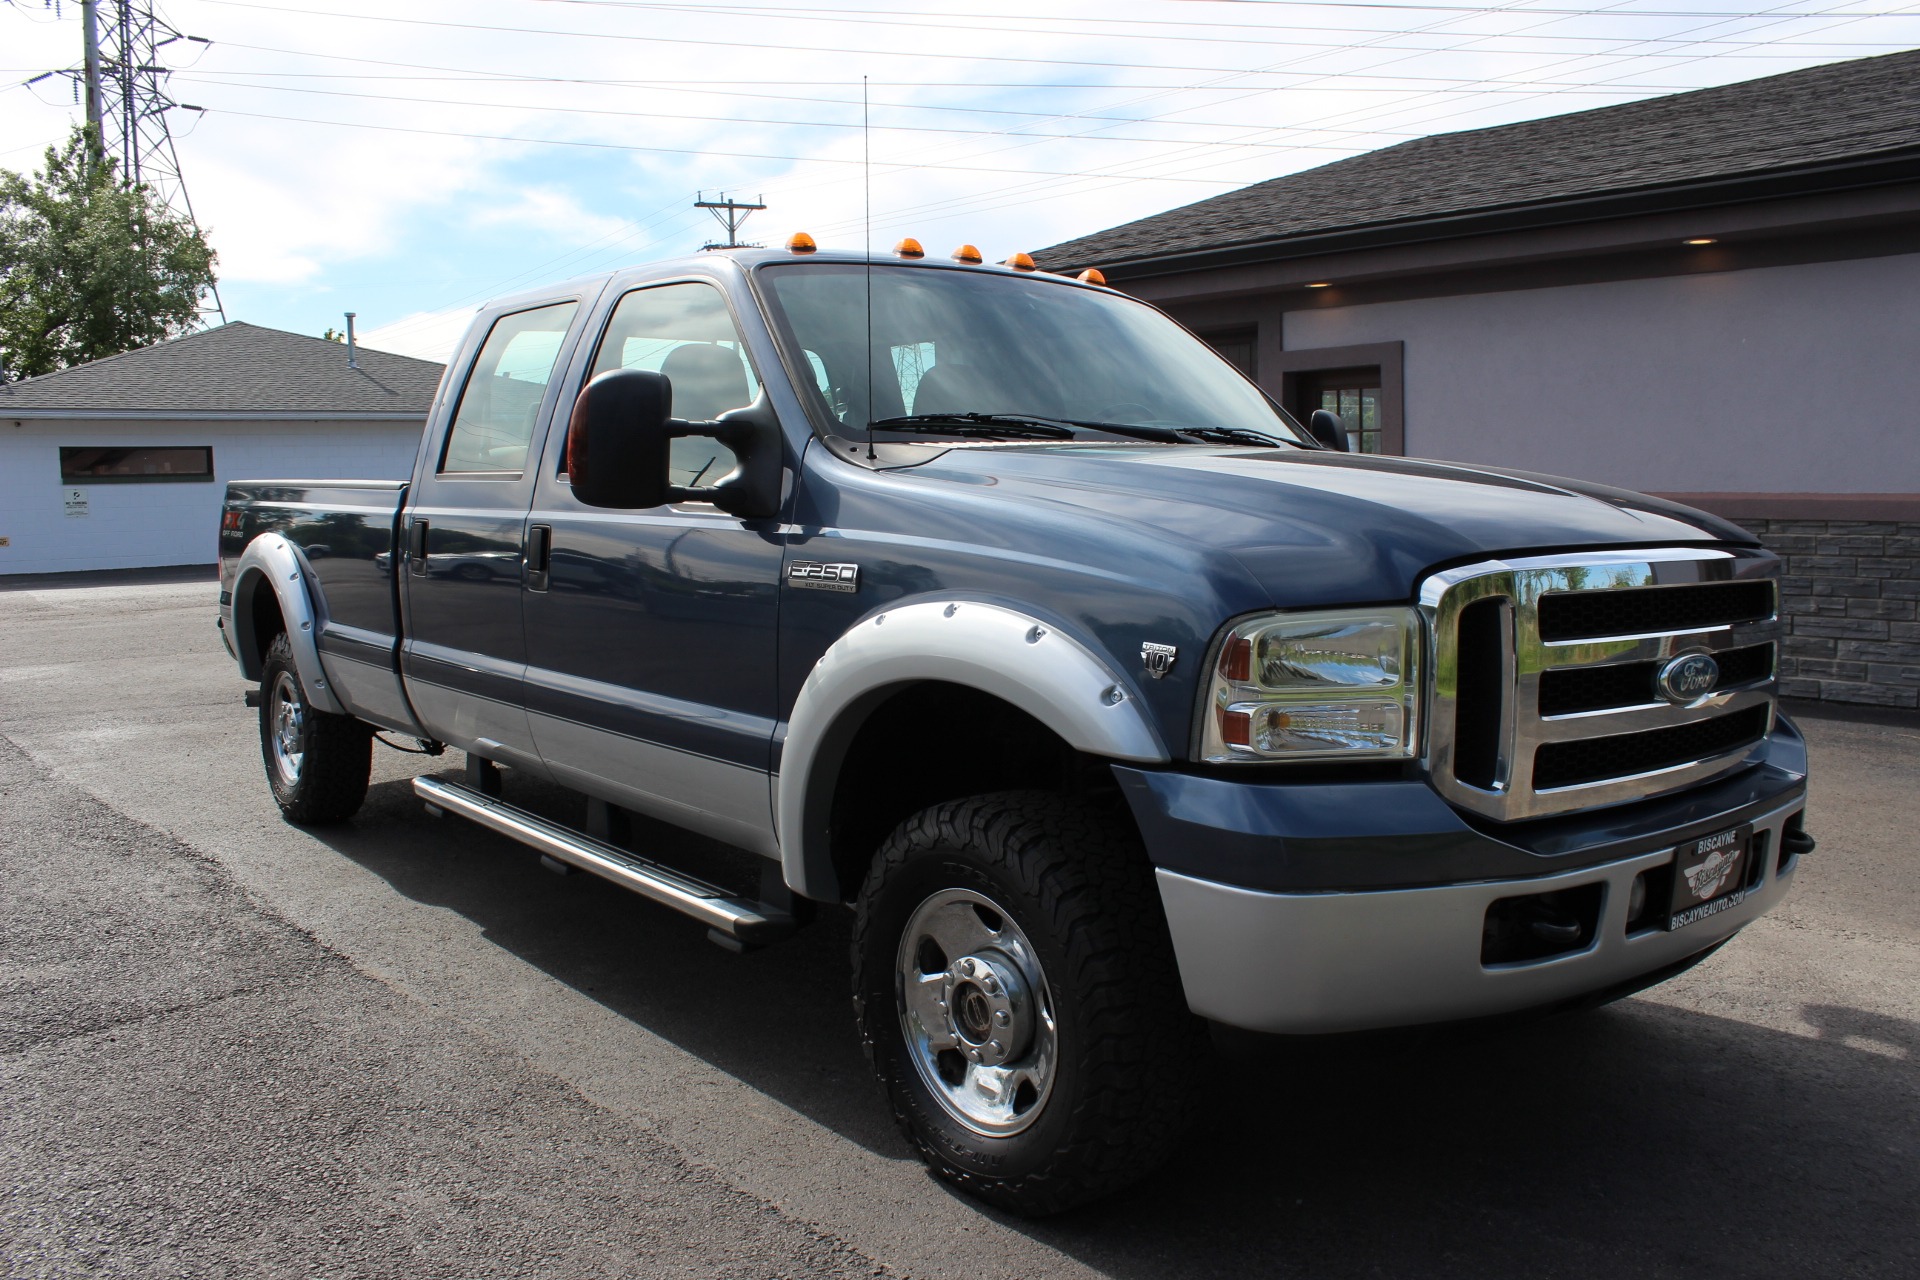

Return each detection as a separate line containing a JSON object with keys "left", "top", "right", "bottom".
{"left": 413, "top": 777, "right": 794, "bottom": 946}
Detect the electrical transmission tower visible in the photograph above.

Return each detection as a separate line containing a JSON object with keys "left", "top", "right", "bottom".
{"left": 17, "top": 0, "right": 225, "bottom": 322}
{"left": 696, "top": 193, "right": 766, "bottom": 250}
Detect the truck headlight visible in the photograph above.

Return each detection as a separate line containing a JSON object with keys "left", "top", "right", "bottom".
{"left": 1199, "top": 608, "right": 1422, "bottom": 763}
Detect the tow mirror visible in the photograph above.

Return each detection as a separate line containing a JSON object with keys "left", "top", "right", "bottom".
{"left": 566, "top": 368, "right": 783, "bottom": 518}
{"left": 1308, "top": 408, "right": 1350, "bottom": 452}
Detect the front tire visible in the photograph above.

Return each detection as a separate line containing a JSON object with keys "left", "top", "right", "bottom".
{"left": 852, "top": 792, "right": 1205, "bottom": 1216}
{"left": 259, "top": 633, "right": 372, "bottom": 825}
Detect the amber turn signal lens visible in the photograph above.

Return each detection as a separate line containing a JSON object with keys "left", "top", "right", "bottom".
{"left": 1005, "top": 251, "right": 1037, "bottom": 271}
{"left": 1219, "top": 708, "right": 1252, "bottom": 748}
{"left": 1077, "top": 268, "right": 1106, "bottom": 285}
{"left": 951, "top": 244, "right": 983, "bottom": 264}
{"left": 893, "top": 237, "right": 925, "bottom": 259}
{"left": 787, "top": 231, "right": 818, "bottom": 254}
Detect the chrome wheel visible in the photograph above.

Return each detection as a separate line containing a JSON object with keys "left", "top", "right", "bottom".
{"left": 268, "top": 670, "right": 307, "bottom": 787}
{"left": 897, "top": 887, "right": 1057, "bottom": 1137}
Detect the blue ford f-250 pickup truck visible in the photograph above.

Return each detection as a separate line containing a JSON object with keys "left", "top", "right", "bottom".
{"left": 218, "top": 241, "right": 1812, "bottom": 1215}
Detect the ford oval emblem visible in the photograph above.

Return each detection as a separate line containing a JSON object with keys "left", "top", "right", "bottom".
{"left": 1657, "top": 652, "right": 1720, "bottom": 704}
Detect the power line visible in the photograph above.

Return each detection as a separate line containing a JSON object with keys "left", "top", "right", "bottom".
{"left": 1163, "top": 0, "right": 1919, "bottom": 12}
{"left": 514, "top": 0, "right": 1920, "bottom": 52}
{"left": 200, "top": 106, "right": 1254, "bottom": 182}
{"left": 171, "top": 74, "right": 1448, "bottom": 148}
{"left": 203, "top": 0, "right": 1914, "bottom": 77}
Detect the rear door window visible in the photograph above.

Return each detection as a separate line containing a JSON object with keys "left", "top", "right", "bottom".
{"left": 441, "top": 301, "right": 580, "bottom": 474}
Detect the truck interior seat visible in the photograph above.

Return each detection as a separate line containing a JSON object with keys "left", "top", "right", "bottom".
{"left": 661, "top": 343, "right": 751, "bottom": 421}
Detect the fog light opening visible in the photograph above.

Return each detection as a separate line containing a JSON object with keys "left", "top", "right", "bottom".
{"left": 1483, "top": 883, "right": 1604, "bottom": 966}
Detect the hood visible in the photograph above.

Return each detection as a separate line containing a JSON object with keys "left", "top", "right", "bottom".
{"left": 906, "top": 444, "right": 1756, "bottom": 608}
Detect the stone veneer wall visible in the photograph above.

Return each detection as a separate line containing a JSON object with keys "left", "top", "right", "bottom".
{"left": 1739, "top": 518, "right": 1920, "bottom": 709}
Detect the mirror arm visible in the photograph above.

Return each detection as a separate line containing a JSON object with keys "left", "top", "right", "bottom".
{"left": 662, "top": 394, "right": 785, "bottom": 518}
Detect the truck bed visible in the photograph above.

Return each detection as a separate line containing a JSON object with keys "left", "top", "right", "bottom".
{"left": 220, "top": 479, "right": 412, "bottom": 727}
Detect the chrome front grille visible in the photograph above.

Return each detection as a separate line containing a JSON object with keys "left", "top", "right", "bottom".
{"left": 1420, "top": 549, "right": 1780, "bottom": 822}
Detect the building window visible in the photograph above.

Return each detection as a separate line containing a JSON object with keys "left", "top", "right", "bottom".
{"left": 1271, "top": 341, "right": 1404, "bottom": 456}
{"left": 1201, "top": 329, "right": 1256, "bottom": 379}
{"left": 59, "top": 446, "right": 214, "bottom": 482}
{"left": 1298, "top": 367, "right": 1384, "bottom": 455}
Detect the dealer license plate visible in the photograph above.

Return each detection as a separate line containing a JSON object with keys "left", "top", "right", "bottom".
{"left": 1666, "top": 823, "right": 1753, "bottom": 931}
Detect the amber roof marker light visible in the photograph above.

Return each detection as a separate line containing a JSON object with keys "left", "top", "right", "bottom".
{"left": 1305, "top": 281, "right": 1332, "bottom": 289}
{"left": 951, "top": 244, "right": 984, "bottom": 264}
{"left": 894, "top": 237, "right": 925, "bottom": 259}
{"left": 787, "top": 231, "right": 818, "bottom": 255}
{"left": 1684, "top": 237, "right": 1718, "bottom": 246}
{"left": 1077, "top": 268, "right": 1107, "bottom": 285}
{"left": 1005, "top": 251, "right": 1037, "bottom": 272}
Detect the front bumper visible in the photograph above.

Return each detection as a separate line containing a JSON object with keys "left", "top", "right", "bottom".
{"left": 1118, "top": 720, "right": 1808, "bottom": 1034}
{"left": 1156, "top": 792, "right": 1801, "bottom": 1033}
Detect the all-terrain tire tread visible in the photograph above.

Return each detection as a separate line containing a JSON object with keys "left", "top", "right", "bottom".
{"left": 260, "top": 634, "right": 372, "bottom": 825}
{"left": 852, "top": 790, "right": 1207, "bottom": 1216}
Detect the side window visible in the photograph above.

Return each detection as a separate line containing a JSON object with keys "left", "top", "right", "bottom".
{"left": 441, "top": 301, "right": 579, "bottom": 475}
{"left": 586, "top": 283, "right": 760, "bottom": 489}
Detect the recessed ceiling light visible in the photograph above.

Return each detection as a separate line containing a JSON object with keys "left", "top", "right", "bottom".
{"left": 1683, "top": 237, "right": 1717, "bottom": 246}
{"left": 1305, "top": 281, "right": 1332, "bottom": 288}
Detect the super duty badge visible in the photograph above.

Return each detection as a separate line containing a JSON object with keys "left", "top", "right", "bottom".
{"left": 788, "top": 561, "right": 860, "bottom": 593}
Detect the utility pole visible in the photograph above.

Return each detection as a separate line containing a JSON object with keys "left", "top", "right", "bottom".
{"left": 81, "top": 0, "right": 104, "bottom": 145}
{"left": 696, "top": 193, "right": 767, "bottom": 250}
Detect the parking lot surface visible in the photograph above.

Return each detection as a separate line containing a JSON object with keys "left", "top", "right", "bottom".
{"left": 3, "top": 574, "right": 1917, "bottom": 1279}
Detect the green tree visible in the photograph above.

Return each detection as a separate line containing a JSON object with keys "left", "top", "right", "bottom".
{"left": 0, "top": 126, "right": 217, "bottom": 382}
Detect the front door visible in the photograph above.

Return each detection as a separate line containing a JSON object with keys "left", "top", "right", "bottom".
{"left": 522, "top": 279, "right": 787, "bottom": 854}
{"left": 402, "top": 298, "right": 583, "bottom": 768}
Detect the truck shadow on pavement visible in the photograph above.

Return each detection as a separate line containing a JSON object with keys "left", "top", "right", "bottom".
{"left": 321, "top": 771, "right": 1918, "bottom": 1279}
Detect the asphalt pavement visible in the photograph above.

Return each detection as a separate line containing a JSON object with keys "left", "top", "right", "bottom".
{"left": 2, "top": 574, "right": 1916, "bottom": 1279}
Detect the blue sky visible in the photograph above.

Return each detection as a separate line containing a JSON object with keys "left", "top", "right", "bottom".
{"left": 5, "top": 0, "right": 1917, "bottom": 364}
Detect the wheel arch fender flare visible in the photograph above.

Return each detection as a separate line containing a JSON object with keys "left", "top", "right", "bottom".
{"left": 229, "top": 533, "right": 348, "bottom": 715}
{"left": 775, "top": 599, "right": 1169, "bottom": 901}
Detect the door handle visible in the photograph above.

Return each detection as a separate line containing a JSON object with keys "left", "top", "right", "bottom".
{"left": 407, "top": 518, "right": 429, "bottom": 576}
{"left": 525, "top": 524, "right": 552, "bottom": 592}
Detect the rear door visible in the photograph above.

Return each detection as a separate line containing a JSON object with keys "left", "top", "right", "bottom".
{"left": 521, "top": 276, "right": 788, "bottom": 854}
{"left": 401, "top": 296, "right": 590, "bottom": 767}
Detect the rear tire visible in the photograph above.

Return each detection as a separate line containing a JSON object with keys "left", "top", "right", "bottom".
{"left": 851, "top": 791, "right": 1206, "bottom": 1216}
{"left": 259, "top": 633, "right": 372, "bottom": 825}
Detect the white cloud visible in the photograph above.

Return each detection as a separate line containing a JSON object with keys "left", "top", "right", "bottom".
{"left": 467, "top": 185, "right": 628, "bottom": 241}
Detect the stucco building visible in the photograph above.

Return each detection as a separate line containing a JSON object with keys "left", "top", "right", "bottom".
{"left": 0, "top": 323, "right": 443, "bottom": 577}
{"left": 1040, "top": 50, "right": 1920, "bottom": 708}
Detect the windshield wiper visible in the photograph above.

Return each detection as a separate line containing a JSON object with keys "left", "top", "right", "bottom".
{"left": 868, "top": 413, "right": 1077, "bottom": 440}
{"left": 876, "top": 412, "right": 1188, "bottom": 444}
{"left": 869, "top": 412, "right": 1291, "bottom": 448}
{"left": 1049, "top": 418, "right": 1291, "bottom": 447}
{"left": 1169, "top": 425, "right": 1291, "bottom": 447}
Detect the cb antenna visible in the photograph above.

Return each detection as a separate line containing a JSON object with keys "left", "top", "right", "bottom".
{"left": 864, "top": 75, "right": 876, "bottom": 462}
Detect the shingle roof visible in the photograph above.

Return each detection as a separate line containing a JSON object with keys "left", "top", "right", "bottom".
{"left": 1038, "top": 49, "right": 1920, "bottom": 271}
{"left": 0, "top": 322, "right": 445, "bottom": 415}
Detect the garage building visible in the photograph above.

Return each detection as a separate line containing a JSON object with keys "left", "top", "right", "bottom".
{"left": 1039, "top": 50, "right": 1920, "bottom": 708}
{"left": 0, "top": 323, "right": 443, "bottom": 577}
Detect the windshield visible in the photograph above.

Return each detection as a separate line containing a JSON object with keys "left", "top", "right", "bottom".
{"left": 756, "top": 263, "right": 1306, "bottom": 444}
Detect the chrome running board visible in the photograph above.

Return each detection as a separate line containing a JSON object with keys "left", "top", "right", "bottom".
{"left": 413, "top": 777, "right": 793, "bottom": 946}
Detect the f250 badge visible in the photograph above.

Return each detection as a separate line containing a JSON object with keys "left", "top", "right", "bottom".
{"left": 788, "top": 561, "right": 860, "bottom": 592}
